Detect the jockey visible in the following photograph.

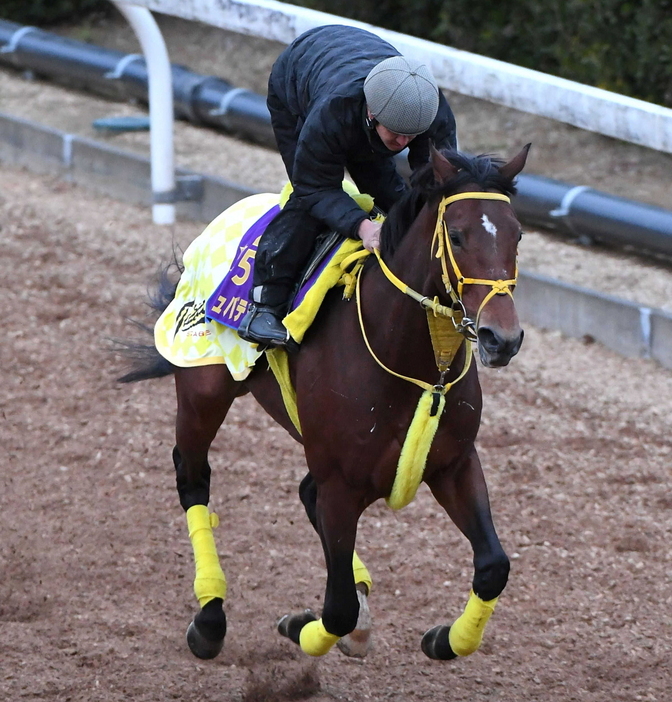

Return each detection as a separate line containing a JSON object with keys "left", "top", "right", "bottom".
{"left": 238, "top": 24, "right": 458, "bottom": 348}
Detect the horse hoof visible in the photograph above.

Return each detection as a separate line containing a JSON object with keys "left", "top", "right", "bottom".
{"left": 277, "top": 609, "right": 317, "bottom": 645}
{"left": 185, "top": 599, "right": 226, "bottom": 660}
{"left": 337, "top": 588, "right": 372, "bottom": 658}
{"left": 186, "top": 620, "right": 225, "bottom": 660}
{"left": 421, "top": 625, "right": 458, "bottom": 660}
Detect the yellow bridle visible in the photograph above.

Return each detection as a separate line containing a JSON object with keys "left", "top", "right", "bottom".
{"left": 346, "top": 191, "right": 518, "bottom": 509}
{"left": 339, "top": 190, "right": 517, "bottom": 393}
{"left": 431, "top": 191, "right": 517, "bottom": 338}
{"left": 359, "top": 191, "right": 517, "bottom": 342}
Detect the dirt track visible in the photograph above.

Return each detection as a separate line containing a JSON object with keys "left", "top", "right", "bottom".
{"left": 1, "top": 12, "right": 672, "bottom": 702}
{"left": 2, "top": 153, "right": 672, "bottom": 702}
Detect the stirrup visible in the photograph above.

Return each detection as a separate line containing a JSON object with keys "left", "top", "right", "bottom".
{"left": 238, "top": 304, "right": 296, "bottom": 350}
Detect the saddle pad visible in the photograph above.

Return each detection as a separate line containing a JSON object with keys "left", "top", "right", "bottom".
{"left": 154, "top": 192, "right": 365, "bottom": 379}
{"left": 154, "top": 193, "right": 278, "bottom": 380}
{"left": 206, "top": 204, "right": 281, "bottom": 329}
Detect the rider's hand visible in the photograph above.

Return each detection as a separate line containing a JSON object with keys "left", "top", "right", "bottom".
{"left": 358, "top": 219, "right": 382, "bottom": 252}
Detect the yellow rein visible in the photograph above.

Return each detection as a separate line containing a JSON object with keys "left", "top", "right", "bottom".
{"left": 345, "top": 190, "right": 515, "bottom": 397}
{"left": 342, "top": 190, "right": 516, "bottom": 510}
{"left": 355, "top": 267, "right": 473, "bottom": 396}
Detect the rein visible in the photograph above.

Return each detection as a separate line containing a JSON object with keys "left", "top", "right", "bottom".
{"left": 355, "top": 268, "right": 473, "bottom": 402}
{"left": 345, "top": 190, "right": 515, "bottom": 394}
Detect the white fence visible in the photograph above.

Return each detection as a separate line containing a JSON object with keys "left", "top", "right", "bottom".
{"left": 119, "top": 0, "right": 672, "bottom": 155}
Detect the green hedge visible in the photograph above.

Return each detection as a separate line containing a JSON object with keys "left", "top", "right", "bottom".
{"left": 1, "top": 1, "right": 110, "bottom": 26}
{"left": 292, "top": 0, "right": 672, "bottom": 107}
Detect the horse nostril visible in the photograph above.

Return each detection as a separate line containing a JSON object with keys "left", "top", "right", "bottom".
{"left": 477, "top": 327, "right": 500, "bottom": 352}
{"left": 477, "top": 327, "right": 524, "bottom": 356}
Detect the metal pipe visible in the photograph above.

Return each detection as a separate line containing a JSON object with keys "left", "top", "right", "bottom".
{"left": 1, "top": 18, "right": 671, "bottom": 255}
{"left": 0, "top": 19, "right": 275, "bottom": 147}
{"left": 512, "top": 176, "right": 672, "bottom": 259}
{"left": 111, "top": 3, "right": 175, "bottom": 224}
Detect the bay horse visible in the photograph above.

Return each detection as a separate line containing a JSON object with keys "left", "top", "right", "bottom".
{"left": 119, "top": 145, "right": 530, "bottom": 661}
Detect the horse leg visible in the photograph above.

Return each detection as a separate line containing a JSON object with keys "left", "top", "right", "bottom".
{"left": 174, "top": 364, "right": 239, "bottom": 659}
{"left": 278, "top": 478, "right": 362, "bottom": 657}
{"left": 294, "top": 474, "right": 373, "bottom": 658}
{"left": 421, "top": 448, "right": 510, "bottom": 661}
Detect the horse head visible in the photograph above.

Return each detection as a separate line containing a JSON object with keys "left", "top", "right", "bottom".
{"left": 425, "top": 145, "right": 530, "bottom": 368}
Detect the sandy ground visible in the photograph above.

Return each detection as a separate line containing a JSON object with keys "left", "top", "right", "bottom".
{"left": 2, "top": 158, "right": 671, "bottom": 702}
{"left": 1, "top": 12, "right": 671, "bottom": 702}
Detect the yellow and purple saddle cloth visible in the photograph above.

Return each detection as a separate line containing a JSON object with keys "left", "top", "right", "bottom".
{"left": 154, "top": 184, "right": 374, "bottom": 380}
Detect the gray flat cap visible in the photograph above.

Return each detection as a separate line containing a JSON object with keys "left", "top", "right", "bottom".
{"left": 364, "top": 56, "right": 440, "bottom": 136}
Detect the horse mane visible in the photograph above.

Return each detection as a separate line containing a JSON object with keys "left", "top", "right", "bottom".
{"left": 380, "top": 150, "right": 519, "bottom": 258}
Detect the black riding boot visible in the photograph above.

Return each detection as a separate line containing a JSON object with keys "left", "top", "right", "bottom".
{"left": 237, "top": 204, "right": 324, "bottom": 349}
{"left": 237, "top": 293, "right": 290, "bottom": 348}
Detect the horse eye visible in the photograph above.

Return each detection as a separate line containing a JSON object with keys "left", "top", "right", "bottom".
{"left": 448, "top": 229, "right": 462, "bottom": 247}
{"left": 518, "top": 230, "right": 524, "bottom": 242}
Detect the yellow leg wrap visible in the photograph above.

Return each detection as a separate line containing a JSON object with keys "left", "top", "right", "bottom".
{"left": 448, "top": 590, "right": 498, "bottom": 657}
{"left": 353, "top": 550, "right": 373, "bottom": 593}
{"left": 299, "top": 618, "right": 340, "bottom": 657}
{"left": 186, "top": 505, "right": 227, "bottom": 608}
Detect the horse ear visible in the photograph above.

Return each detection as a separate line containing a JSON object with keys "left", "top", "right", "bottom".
{"left": 430, "top": 143, "right": 459, "bottom": 183}
{"left": 499, "top": 143, "right": 532, "bottom": 181}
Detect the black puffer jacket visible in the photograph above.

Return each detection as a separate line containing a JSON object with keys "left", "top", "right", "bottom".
{"left": 268, "top": 25, "right": 458, "bottom": 239}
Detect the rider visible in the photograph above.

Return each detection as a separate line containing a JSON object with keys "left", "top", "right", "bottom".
{"left": 237, "top": 24, "right": 458, "bottom": 348}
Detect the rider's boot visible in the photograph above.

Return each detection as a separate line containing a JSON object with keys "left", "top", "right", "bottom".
{"left": 238, "top": 206, "right": 324, "bottom": 350}
{"left": 238, "top": 285, "right": 292, "bottom": 348}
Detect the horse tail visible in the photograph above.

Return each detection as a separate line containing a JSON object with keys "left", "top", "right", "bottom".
{"left": 115, "top": 261, "right": 182, "bottom": 383}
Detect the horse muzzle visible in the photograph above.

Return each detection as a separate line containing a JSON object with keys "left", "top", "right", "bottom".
{"left": 476, "top": 326, "right": 524, "bottom": 367}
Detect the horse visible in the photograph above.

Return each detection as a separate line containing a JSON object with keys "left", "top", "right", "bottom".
{"left": 118, "top": 144, "right": 530, "bottom": 662}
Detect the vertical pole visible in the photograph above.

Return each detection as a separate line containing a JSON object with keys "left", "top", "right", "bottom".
{"left": 112, "top": 2, "right": 175, "bottom": 224}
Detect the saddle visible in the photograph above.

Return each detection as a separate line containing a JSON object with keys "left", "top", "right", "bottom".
{"left": 154, "top": 187, "right": 379, "bottom": 383}
{"left": 206, "top": 185, "right": 381, "bottom": 337}
{"left": 289, "top": 229, "right": 345, "bottom": 309}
